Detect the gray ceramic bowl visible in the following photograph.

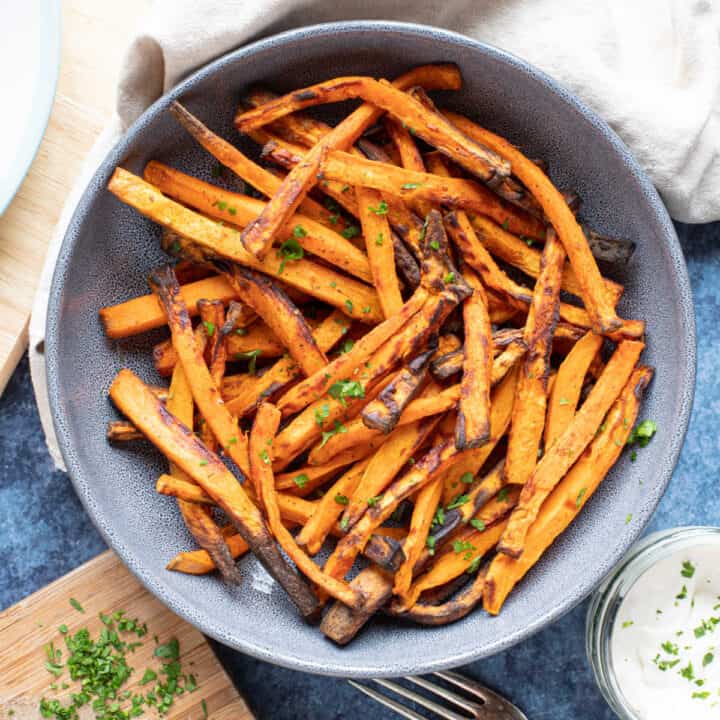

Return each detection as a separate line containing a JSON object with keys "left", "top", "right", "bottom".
{"left": 46, "top": 21, "right": 695, "bottom": 677}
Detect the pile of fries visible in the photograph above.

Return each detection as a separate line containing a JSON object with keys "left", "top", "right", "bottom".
{"left": 102, "top": 63, "right": 652, "bottom": 644}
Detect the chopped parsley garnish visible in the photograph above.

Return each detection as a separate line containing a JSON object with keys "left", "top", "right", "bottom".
{"left": 460, "top": 472, "right": 474, "bottom": 484}
{"left": 627, "top": 419, "right": 657, "bottom": 448}
{"left": 682, "top": 560, "right": 696, "bottom": 578}
{"left": 328, "top": 380, "right": 365, "bottom": 407}
{"left": 576, "top": 488, "right": 587, "bottom": 508}
{"left": 446, "top": 494, "right": 470, "bottom": 510}
{"left": 234, "top": 349, "right": 262, "bottom": 375}
{"left": 558, "top": 397, "right": 570, "bottom": 406}
{"left": 339, "top": 339, "right": 355, "bottom": 354}
{"left": 293, "top": 224, "right": 307, "bottom": 238}
{"left": 319, "top": 420, "right": 347, "bottom": 448}
{"left": 366, "top": 495, "right": 382, "bottom": 507}
{"left": 315, "top": 403, "right": 330, "bottom": 427}
{"left": 452, "top": 540, "right": 476, "bottom": 560}
{"left": 401, "top": 182, "right": 423, "bottom": 190}
{"left": 277, "top": 237, "right": 304, "bottom": 273}
{"left": 501, "top": 219, "right": 510, "bottom": 230}
{"left": 625, "top": 514, "right": 633, "bottom": 524}
{"left": 679, "top": 662, "right": 695, "bottom": 681}
{"left": 259, "top": 449, "right": 270, "bottom": 465}
{"left": 432, "top": 507, "right": 446, "bottom": 527}
{"left": 368, "top": 200, "right": 388, "bottom": 215}
{"left": 429, "top": 239, "right": 440, "bottom": 251}
{"left": 344, "top": 299, "right": 354, "bottom": 313}
{"left": 293, "top": 474, "right": 309, "bottom": 489}
{"left": 375, "top": 233, "right": 384, "bottom": 246}
{"left": 203, "top": 321, "right": 215, "bottom": 337}
{"left": 69, "top": 598, "right": 84, "bottom": 613}
{"left": 470, "top": 518, "right": 486, "bottom": 532}
{"left": 341, "top": 225, "right": 360, "bottom": 239}
{"left": 334, "top": 494, "right": 349, "bottom": 505}
{"left": 621, "top": 620, "right": 634, "bottom": 629}
{"left": 426, "top": 536, "right": 437, "bottom": 555}
{"left": 497, "top": 487, "right": 511, "bottom": 503}
{"left": 443, "top": 271, "right": 455, "bottom": 284}
{"left": 39, "top": 610, "right": 195, "bottom": 720}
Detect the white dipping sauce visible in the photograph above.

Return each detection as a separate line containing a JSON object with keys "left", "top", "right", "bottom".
{"left": 612, "top": 542, "right": 720, "bottom": 719}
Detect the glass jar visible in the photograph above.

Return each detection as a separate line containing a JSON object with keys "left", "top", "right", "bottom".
{"left": 586, "top": 526, "right": 720, "bottom": 719}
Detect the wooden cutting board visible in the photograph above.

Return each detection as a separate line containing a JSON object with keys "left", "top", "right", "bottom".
{"left": 0, "top": 551, "right": 254, "bottom": 720}
{"left": 0, "top": 0, "right": 149, "bottom": 396}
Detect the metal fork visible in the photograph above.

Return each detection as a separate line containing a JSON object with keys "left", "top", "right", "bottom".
{"left": 349, "top": 670, "right": 528, "bottom": 720}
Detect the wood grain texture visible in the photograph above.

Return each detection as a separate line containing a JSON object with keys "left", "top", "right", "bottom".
{"left": 0, "top": 0, "right": 148, "bottom": 395}
{"left": 0, "top": 551, "right": 254, "bottom": 719}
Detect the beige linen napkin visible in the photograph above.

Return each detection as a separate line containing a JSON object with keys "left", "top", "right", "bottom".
{"left": 31, "top": 0, "right": 720, "bottom": 470}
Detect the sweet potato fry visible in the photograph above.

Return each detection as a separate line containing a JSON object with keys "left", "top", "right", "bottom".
{"left": 498, "top": 340, "right": 645, "bottom": 557}
{"left": 234, "top": 76, "right": 509, "bottom": 185}
{"left": 412, "top": 92, "right": 545, "bottom": 218}
{"left": 165, "top": 361, "right": 241, "bottom": 584}
{"left": 149, "top": 265, "right": 252, "bottom": 476}
{"left": 243, "top": 88, "right": 327, "bottom": 146}
{"left": 276, "top": 287, "right": 427, "bottom": 418}
{"left": 440, "top": 366, "right": 519, "bottom": 506}
{"left": 456, "top": 269, "right": 493, "bottom": 449}
{"left": 234, "top": 67, "right": 466, "bottom": 259}
{"left": 485, "top": 365, "right": 653, "bottom": 613}
{"left": 393, "top": 476, "right": 443, "bottom": 597}
{"left": 321, "top": 150, "right": 544, "bottom": 239}
{"left": 443, "top": 111, "right": 622, "bottom": 334}
{"left": 250, "top": 403, "right": 360, "bottom": 608}
{"left": 342, "top": 414, "right": 443, "bottom": 531}
{"left": 107, "top": 169, "right": 384, "bottom": 323}
{"left": 321, "top": 565, "right": 394, "bottom": 645}
{"left": 107, "top": 421, "right": 144, "bottom": 442}
{"left": 357, "top": 186, "right": 403, "bottom": 317}
{"left": 156, "top": 473, "right": 319, "bottom": 524}
{"left": 295, "top": 459, "right": 370, "bottom": 555}
{"left": 361, "top": 347, "right": 434, "bottom": 433}
{"left": 100, "top": 275, "right": 238, "bottom": 340}
{"left": 394, "top": 567, "right": 489, "bottom": 626}
{"left": 169, "top": 101, "right": 342, "bottom": 233}
{"left": 383, "top": 116, "right": 434, "bottom": 218}
{"left": 504, "top": 230, "right": 565, "bottom": 486}
{"left": 109, "top": 369, "right": 319, "bottom": 618}
{"left": 144, "top": 161, "right": 372, "bottom": 283}
{"left": 167, "top": 532, "right": 250, "bottom": 575}
{"left": 544, "top": 331, "right": 604, "bottom": 450}
{"left": 217, "top": 263, "right": 326, "bottom": 376}
{"left": 196, "top": 299, "right": 227, "bottom": 451}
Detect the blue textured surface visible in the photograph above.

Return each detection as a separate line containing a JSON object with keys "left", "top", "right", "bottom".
{"left": 1, "top": 220, "right": 716, "bottom": 718}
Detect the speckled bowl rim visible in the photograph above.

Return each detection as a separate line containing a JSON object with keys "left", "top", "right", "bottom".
{"left": 46, "top": 20, "right": 696, "bottom": 677}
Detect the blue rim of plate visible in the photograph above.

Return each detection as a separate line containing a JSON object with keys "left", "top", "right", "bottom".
{"left": 0, "top": 0, "right": 62, "bottom": 215}
{"left": 46, "top": 20, "right": 696, "bottom": 676}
